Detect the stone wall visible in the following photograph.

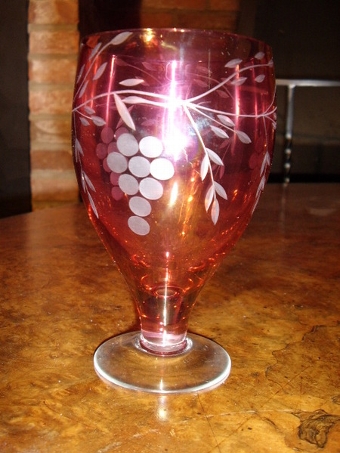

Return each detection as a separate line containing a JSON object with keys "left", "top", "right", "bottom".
{"left": 28, "top": 0, "right": 241, "bottom": 209}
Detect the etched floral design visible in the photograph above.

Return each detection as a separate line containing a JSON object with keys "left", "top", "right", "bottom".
{"left": 73, "top": 31, "right": 276, "bottom": 235}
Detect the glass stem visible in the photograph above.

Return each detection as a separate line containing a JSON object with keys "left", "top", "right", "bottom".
{"left": 136, "top": 285, "right": 193, "bottom": 356}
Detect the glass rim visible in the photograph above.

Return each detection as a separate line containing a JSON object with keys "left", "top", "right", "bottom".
{"left": 80, "top": 27, "right": 272, "bottom": 51}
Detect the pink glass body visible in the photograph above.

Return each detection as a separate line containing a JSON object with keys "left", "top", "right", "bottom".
{"left": 72, "top": 29, "right": 276, "bottom": 355}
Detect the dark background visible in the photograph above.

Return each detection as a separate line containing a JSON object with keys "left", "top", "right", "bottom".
{"left": 239, "top": 0, "right": 340, "bottom": 182}
{"left": 0, "top": 0, "right": 31, "bottom": 218}
{"left": 1, "top": 0, "right": 339, "bottom": 218}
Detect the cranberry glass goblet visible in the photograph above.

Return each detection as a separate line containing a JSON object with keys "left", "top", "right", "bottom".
{"left": 72, "top": 29, "right": 276, "bottom": 393}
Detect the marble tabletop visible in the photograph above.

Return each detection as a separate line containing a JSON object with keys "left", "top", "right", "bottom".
{"left": 1, "top": 183, "right": 339, "bottom": 452}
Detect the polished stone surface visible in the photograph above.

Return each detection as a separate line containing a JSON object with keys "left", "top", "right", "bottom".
{"left": 1, "top": 183, "right": 340, "bottom": 452}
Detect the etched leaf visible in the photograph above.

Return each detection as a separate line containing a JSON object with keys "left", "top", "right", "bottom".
{"left": 255, "top": 74, "right": 265, "bottom": 83}
{"left": 219, "top": 139, "right": 229, "bottom": 150}
{"left": 217, "top": 114, "right": 235, "bottom": 127}
{"left": 77, "top": 64, "right": 85, "bottom": 83}
{"left": 217, "top": 89, "right": 229, "bottom": 98}
{"left": 205, "top": 185, "right": 214, "bottom": 211}
{"left": 196, "top": 65, "right": 211, "bottom": 75}
{"left": 93, "top": 62, "right": 108, "bottom": 80}
{"left": 84, "top": 106, "right": 95, "bottom": 115}
{"left": 80, "top": 117, "right": 90, "bottom": 126}
{"left": 251, "top": 193, "right": 261, "bottom": 215}
{"left": 211, "top": 125, "right": 229, "bottom": 139}
{"left": 231, "top": 77, "right": 247, "bottom": 86}
{"left": 114, "top": 93, "right": 135, "bottom": 130}
{"left": 90, "top": 42, "right": 102, "bottom": 60}
{"left": 211, "top": 199, "right": 220, "bottom": 224}
{"left": 84, "top": 173, "right": 96, "bottom": 192}
{"left": 119, "top": 78, "right": 144, "bottom": 87}
{"left": 193, "top": 79, "right": 209, "bottom": 88}
{"left": 78, "top": 80, "right": 88, "bottom": 98}
{"left": 91, "top": 115, "right": 106, "bottom": 126}
{"left": 75, "top": 138, "right": 83, "bottom": 156}
{"left": 81, "top": 174, "right": 86, "bottom": 191}
{"left": 142, "top": 62, "right": 155, "bottom": 71}
{"left": 236, "top": 130, "right": 252, "bottom": 144}
{"left": 115, "top": 59, "right": 128, "bottom": 67}
{"left": 260, "top": 150, "right": 271, "bottom": 175}
{"left": 207, "top": 148, "right": 224, "bottom": 166}
{"left": 225, "top": 58, "right": 242, "bottom": 68}
{"left": 123, "top": 95, "right": 146, "bottom": 105}
{"left": 255, "top": 51, "right": 265, "bottom": 60}
{"left": 110, "top": 31, "right": 133, "bottom": 46}
{"left": 200, "top": 155, "right": 209, "bottom": 180}
{"left": 256, "top": 175, "right": 266, "bottom": 199}
{"left": 214, "top": 182, "right": 227, "bottom": 200}
{"left": 115, "top": 116, "right": 124, "bottom": 130}
{"left": 88, "top": 192, "right": 99, "bottom": 218}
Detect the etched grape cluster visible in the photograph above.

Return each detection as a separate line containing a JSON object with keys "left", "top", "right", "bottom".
{"left": 96, "top": 125, "right": 175, "bottom": 236}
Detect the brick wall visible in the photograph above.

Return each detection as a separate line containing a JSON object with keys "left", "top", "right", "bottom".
{"left": 28, "top": 0, "right": 79, "bottom": 209}
{"left": 28, "top": 0, "right": 241, "bottom": 209}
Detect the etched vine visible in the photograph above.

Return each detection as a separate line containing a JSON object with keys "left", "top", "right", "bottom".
{"left": 73, "top": 31, "right": 276, "bottom": 232}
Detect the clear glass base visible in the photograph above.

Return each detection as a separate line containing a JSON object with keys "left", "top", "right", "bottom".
{"left": 93, "top": 331, "right": 231, "bottom": 394}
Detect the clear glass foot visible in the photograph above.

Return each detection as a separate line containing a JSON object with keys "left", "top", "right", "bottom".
{"left": 93, "top": 332, "right": 231, "bottom": 394}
